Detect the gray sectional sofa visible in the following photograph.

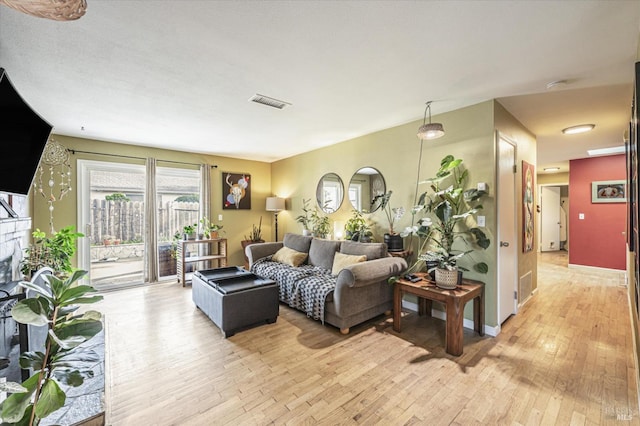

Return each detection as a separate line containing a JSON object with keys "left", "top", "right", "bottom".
{"left": 245, "top": 233, "right": 407, "bottom": 334}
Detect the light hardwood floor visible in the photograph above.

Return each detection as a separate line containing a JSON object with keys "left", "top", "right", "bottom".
{"left": 97, "top": 252, "right": 639, "bottom": 425}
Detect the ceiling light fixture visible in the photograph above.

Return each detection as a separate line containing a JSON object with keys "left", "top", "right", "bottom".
{"left": 562, "top": 124, "right": 595, "bottom": 135}
{"left": 543, "top": 167, "right": 560, "bottom": 172}
{"left": 587, "top": 146, "right": 626, "bottom": 156}
{"left": 417, "top": 101, "right": 445, "bottom": 140}
{"left": 0, "top": 0, "right": 87, "bottom": 21}
{"left": 546, "top": 80, "right": 567, "bottom": 90}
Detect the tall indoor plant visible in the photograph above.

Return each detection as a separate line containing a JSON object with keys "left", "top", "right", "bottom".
{"left": 0, "top": 270, "right": 103, "bottom": 425}
{"left": 407, "top": 155, "right": 490, "bottom": 287}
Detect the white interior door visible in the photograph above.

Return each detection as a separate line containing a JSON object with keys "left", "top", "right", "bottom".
{"left": 540, "top": 186, "right": 561, "bottom": 252}
{"left": 497, "top": 134, "right": 517, "bottom": 325}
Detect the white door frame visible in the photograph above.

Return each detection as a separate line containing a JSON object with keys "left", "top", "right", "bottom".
{"left": 77, "top": 159, "right": 146, "bottom": 282}
{"left": 496, "top": 131, "right": 518, "bottom": 327}
{"left": 537, "top": 182, "right": 569, "bottom": 253}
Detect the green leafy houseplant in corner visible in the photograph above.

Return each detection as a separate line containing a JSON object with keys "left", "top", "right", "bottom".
{"left": 20, "top": 226, "right": 84, "bottom": 280}
{"left": 406, "top": 155, "right": 490, "bottom": 287}
{"left": 0, "top": 270, "right": 103, "bottom": 425}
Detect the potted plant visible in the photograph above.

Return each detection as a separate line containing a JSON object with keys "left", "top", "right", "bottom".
{"left": 200, "top": 217, "right": 223, "bottom": 239}
{"left": 372, "top": 191, "right": 405, "bottom": 251}
{"left": 0, "top": 269, "right": 103, "bottom": 425}
{"left": 241, "top": 217, "right": 264, "bottom": 268}
{"left": 310, "top": 207, "right": 331, "bottom": 239}
{"left": 344, "top": 210, "right": 373, "bottom": 242}
{"left": 295, "top": 198, "right": 313, "bottom": 236}
{"left": 20, "top": 226, "right": 84, "bottom": 279}
{"left": 409, "top": 155, "right": 490, "bottom": 289}
{"left": 182, "top": 223, "right": 197, "bottom": 240}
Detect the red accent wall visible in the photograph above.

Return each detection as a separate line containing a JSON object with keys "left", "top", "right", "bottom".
{"left": 569, "top": 155, "right": 627, "bottom": 270}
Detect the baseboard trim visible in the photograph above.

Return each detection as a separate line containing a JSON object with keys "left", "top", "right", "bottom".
{"left": 568, "top": 263, "right": 626, "bottom": 275}
{"left": 401, "top": 300, "right": 499, "bottom": 337}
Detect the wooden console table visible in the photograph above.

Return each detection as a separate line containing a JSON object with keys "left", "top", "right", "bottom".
{"left": 176, "top": 238, "right": 227, "bottom": 286}
{"left": 393, "top": 272, "right": 484, "bottom": 356}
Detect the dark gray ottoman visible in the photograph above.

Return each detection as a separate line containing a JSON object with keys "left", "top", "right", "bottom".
{"left": 192, "top": 267, "right": 279, "bottom": 337}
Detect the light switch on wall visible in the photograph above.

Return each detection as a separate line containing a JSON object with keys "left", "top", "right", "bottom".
{"left": 579, "top": 213, "right": 585, "bottom": 220}
{"left": 218, "top": 214, "right": 223, "bottom": 221}
{"left": 477, "top": 215, "right": 486, "bottom": 227}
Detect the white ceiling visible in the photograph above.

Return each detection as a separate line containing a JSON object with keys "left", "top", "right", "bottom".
{"left": 1, "top": 1, "right": 639, "bottom": 172}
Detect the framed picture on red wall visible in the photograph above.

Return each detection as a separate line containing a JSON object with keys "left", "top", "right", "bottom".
{"left": 591, "top": 180, "right": 627, "bottom": 203}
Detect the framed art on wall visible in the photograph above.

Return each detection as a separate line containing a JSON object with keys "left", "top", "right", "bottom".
{"left": 222, "top": 172, "right": 251, "bottom": 210}
{"left": 591, "top": 180, "right": 626, "bottom": 203}
{"left": 522, "top": 161, "right": 535, "bottom": 253}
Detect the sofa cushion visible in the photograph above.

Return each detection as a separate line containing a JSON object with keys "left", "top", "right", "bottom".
{"left": 331, "top": 252, "right": 367, "bottom": 275}
{"left": 283, "top": 233, "right": 313, "bottom": 254}
{"left": 340, "top": 240, "right": 387, "bottom": 260}
{"left": 308, "top": 239, "right": 342, "bottom": 271}
{"left": 272, "top": 246, "right": 308, "bottom": 267}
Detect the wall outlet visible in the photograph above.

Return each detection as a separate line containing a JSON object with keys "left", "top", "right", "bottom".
{"left": 579, "top": 213, "right": 585, "bottom": 220}
{"left": 477, "top": 215, "right": 486, "bottom": 227}
{"left": 218, "top": 214, "right": 223, "bottom": 221}
{"left": 477, "top": 182, "right": 488, "bottom": 192}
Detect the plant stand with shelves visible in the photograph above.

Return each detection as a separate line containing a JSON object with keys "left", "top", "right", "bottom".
{"left": 177, "top": 238, "right": 227, "bottom": 286}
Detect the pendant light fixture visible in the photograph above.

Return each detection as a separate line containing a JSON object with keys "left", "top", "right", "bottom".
{"left": 417, "top": 101, "right": 445, "bottom": 140}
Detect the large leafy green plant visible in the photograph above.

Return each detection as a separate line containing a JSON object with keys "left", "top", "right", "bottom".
{"left": 408, "top": 155, "right": 490, "bottom": 274}
{"left": 20, "top": 226, "right": 84, "bottom": 279}
{"left": 0, "top": 270, "right": 103, "bottom": 425}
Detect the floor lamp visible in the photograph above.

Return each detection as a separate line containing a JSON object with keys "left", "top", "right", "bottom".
{"left": 266, "top": 197, "right": 286, "bottom": 241}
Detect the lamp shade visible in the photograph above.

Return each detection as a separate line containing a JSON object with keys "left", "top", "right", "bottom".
{"left": 417, "top": 122, "right": 445, "bottom": 140}
{"left": 266, "top": 197, "right": 285, "bottom": 211}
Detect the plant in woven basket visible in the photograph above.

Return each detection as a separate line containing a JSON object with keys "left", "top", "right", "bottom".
{"left": 0, "top": 270, "right": 103, "bottom": 426}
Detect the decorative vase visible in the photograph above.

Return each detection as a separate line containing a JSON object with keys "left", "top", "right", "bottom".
{"left": 435, "top": 268, "right": 459, "bottom": 290}
{"left": 384, "top": 233, "right": 404, "bottom": 252}
{"left": 302, "top": 229, "right": 312, "bottom": 237}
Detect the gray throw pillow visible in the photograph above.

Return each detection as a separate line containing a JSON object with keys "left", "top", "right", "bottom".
{"left": 340, "top": 240, "right": 387, "bottom": 260}
{"left": 309, "top": 239, "right": 342, "bottom": 271}
{"left": 283, "top": 233, "right": 313, "bottom": 253}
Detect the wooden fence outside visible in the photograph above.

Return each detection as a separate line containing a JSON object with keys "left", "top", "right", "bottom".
{"left": 89, "top": 200, "right": 199, "bottom": 245}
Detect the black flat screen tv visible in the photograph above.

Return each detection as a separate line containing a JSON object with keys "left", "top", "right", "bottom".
{"left": 0, "top": 68, "right": 52, "bottom": 196}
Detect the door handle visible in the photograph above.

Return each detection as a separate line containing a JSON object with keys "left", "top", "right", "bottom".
{"left": 500, "top": 241, "right": 510, "bottom": 247}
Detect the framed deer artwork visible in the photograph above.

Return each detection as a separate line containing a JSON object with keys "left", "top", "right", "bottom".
{"left": 222, "top": 172, "right": 251, "bottom": 210}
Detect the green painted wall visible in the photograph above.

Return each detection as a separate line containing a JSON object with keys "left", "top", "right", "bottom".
{"left": 271, "top": 100, "right": 527, "bottom": 327}
{"left": 31, "top": 135, "right": 272, "bottom": 267}
{"left": 31, "top": 100, "right": 537, "bottom": 328}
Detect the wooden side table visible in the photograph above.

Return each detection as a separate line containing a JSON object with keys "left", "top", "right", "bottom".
{"left": 393, "top": 272, "right": 484, "bottom": 356}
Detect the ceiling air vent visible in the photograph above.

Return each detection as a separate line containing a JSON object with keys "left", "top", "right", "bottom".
{"left": 249, "top": 94, "right": 291, "bottom": 110}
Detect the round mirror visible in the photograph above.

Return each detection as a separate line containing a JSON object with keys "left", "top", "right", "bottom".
{"left": 316, "top": 173, "right": 344, "bottom": 213}
{"left": 348, "top": 167, "right": 386, "bottom": 213}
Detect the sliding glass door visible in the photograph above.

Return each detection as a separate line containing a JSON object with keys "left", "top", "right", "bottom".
{"left": 78, "top": 160, "right": 146, "bottom": 290}
{"left": 156, "top": 167, "right": 201, "bottom": 280}
{"left": 78, "top": 160, "right": 203, "bottom": 289}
